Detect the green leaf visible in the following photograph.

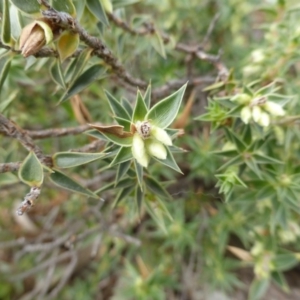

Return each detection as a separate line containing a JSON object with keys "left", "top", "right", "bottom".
{"left": 146, "top": 83, "right": 187, "bottom": 128}
{"left": 252, "top": 154, "right": 283, "bottom": 165}
{"left": 9, "top": 5, "right": 22, "bottom": 41}
{"left": 60, "top": 64, "right": 106, "bottom": 102}
{"left": 132, "top": 90, "right": 148, "bottom": 122}
{"left": 150, "top": 31, "right": 166, "bottom": 59}
{"left": 112, "top": 185, "right": 135, "bottom": 207}
{"left": 105, "top": 90, "right": 131, "bottom": 120}
{"left": 50, "top": 0, "right": 76, "bottom": 16}
{"left": 274, "top": 252, "right": 299, "bottom": 272}
{"left": 10, "top": 0, "right": 40, "bottom": 14}
{"left": 144, "top": 199, "right": 167, "bottom": 233}
{"left": 134, "top": 159, "right": 143, "bottom": 190}
{"left": 110, "top": 147, "right": 132, "bottom": 166}
{"left": 115, "top": 160, "right": 131, "bottom": 184}
{"left": 65, "top": 48, "right": 93, "bottom": 84}
{"left": 1, "top": 0, "right": 11, "bottom": 45}
{"left": 86, "top": 0, "right": 109, "bottom": 26}
{"left": 112, "top": 0, "right": 141, "bottom": 8}
{"left": 144, "top": 84, "right": 152, "bottom": 108}
{"left": 0, "top": 90, "right": 17, "bottom": 112}
{"left": 98, "top": 131, "right": 133, "bottom": 147}
{"left": 153, "top": 147, "right": 183, "bottom": 173}
{"left": 95, "top": 177, "right": 132, "bottom": 194}
{"left": 135, "top": 184, "right": 143, "bottom": 215}
{"left": 19, "top": 152, "right": 44, "bottom": 187}
{"left": 57, "top": 31, "right": 79, "bottom": 62}
{"left": 50, "top": 169, "right": 98, "bottom": 198}
{"left": 217, "top": 155, "right": 243, "bottom": 171}
{"left": 271, "top": 272, "right": 289, "bottom": 293}
{"left": 50, "top": 59, "right": 66, "bottom": 89}
{"left": 248, "top": 278, "right": 269, "bottom": 300}
{"left": 114, "top": 117, "right": 131, "bottom": 131}
{"left": 0, "top": 51, "right": 12, "bottom": 92}
{"left": 121, "top": 98, "right": 133, "bottom": 116}
{"left": 224, "top": 128, "right": 247, "bottom": 152}
{"left": 53, "top": 152, "right": 107, "bottom": 168}
{"left": 72, "top": 0, "right": 86, "bottom": 19}
{"left": 144, "top": 176, "right": 171, "bottom": 199}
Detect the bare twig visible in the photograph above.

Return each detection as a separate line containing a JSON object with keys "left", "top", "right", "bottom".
{"left": 0, "top": 161, "right": 21, "bottom": 173}
{"left": 0, "top": 113, "right": 52, "bottom": 166}
{"left": 26, "top": 123, "right": 99, "bottom": 139}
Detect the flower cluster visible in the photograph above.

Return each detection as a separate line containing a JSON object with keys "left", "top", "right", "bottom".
{"left": 232, "top": 94, "right": 285, "bottom": 127}
{"left": 132, "top": 121, "right": 172, "bottom": 168}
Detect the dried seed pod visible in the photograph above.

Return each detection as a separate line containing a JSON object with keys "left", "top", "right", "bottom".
{"left": 19, "top": 19, "right": 55, "bottom": 57}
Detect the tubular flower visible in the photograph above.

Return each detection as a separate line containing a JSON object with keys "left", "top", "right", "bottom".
{"left": 132, "top": 121, "right": 172, "bottom": 168}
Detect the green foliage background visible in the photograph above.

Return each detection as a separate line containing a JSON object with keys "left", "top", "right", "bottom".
{"left": 1, "top": 0, "right": 300, "bottom": 299}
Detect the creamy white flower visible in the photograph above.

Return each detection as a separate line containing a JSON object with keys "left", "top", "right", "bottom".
{"left": 264, "top": 101, "right": 285, "bottom": 116}
{"left": 258, "top": 112, "right": 270, "bottom": 127}
{"left": 132, "top": 121, "right": 172, "bottom": 167}
{"left": 146, "top": 139, "right": 167, "bottom": 159}
{"left": 151, "top": 125, "right": 172, "bottom": 146}
{"left": 252, "top": 106, "right": 262, "bottom": 123}
{"left": 132, "top": 133, "right": 149, "bottom": 167}
{"left": 241, "top": 106, "right": 252, "bottom": 124}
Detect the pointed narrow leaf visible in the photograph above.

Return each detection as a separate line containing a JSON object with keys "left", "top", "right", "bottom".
{"left": 112, "top": 0, "right": 141, "bottom": 8}
{"left": 61, "top": 64, "right": 106, "bottom": 102}
{"left": 114, "top": 117, "right": 131, "bottom": 131}
{"left": 50, "top": 169, "right": 97, "bottom": 198}
{"left": 132, "top": 90, "right": 148, "bottom": 122}
{"left": 145, "top": 176, "right": 171, "bottom": 199}
{"left": 96, "top": 177, "right": 132, "bottom": 194}
{"left": 248, "top": 278, "right": 269, "bottom": 300}
{"left": 150, "top": 31, "right": 166, "bottom": 58}
{"left": 115, "top": 160, "right": 131, "bottom": 184}
{"left": 121, "top": 98, "right": 133, "bottom": 116}
{"left": 50, "top": 59, "right": 66, "bottom": 89}
{"left": 112, "top": 185, "right": 135, "bottom": 207}
{"left": 57, "top": 31, "right": 79, "bottom": 62}
{"left": 9, "top": 5, "right": 22, "bottom": 41}
{"left": 134, "top": 159, "right": 143, "bottom": 190}
{"left": 105, "top": 90, "right": 131, "bottom": 120}
{"left": 0, "top": 51, "right": 12, "bottom": 91}
{"left": 86, "top": 0, "right": 109, "bottom": 26}
{"left": 10, "top": 0, "right": 40, "bottom": 14}
{"left": 89, "top": 124, "right": 133, "bottom": 146}
{"left": 253, "top": 154, "right": 283, "bottom": 165}
{"left": 19, "top": 152, "right": 44, "bottom": 187}
{"left": 53, "top": 152, "right": 106, "bottom": 168}
{"left": 224, "top": 128, "right": 247, "bottom": 152}
{"left": 72, "top": 0, "right": 86, "bottom": 19}
{"left": 110, "top": 147, "right": 132, "bottom": 166}
{"left": 66, "top": 48, "right": 93, "bottom": 84}
{"left": 146, "top": 83, "right": 187, "bottom": 128}
{"left": 135, "top": 184, "right": 143, "bottom": 215}
{"left": 144, "top": 84, "right": 152, "bottom": 108}
{"left": 144, "top": 199, "right": 167, "bottom": 233}
{"left": 50, "top": 0, "right": 76, "bottom": 16}
{"left": 1, "top": 0, "right": 10, "bottom": 45}
{"left": 153, "top": 147, "right": 182, "bottom": 173}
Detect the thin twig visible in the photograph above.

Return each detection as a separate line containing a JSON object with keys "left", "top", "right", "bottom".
{"left": 0, "top": 113, "right": 52, "bottom": 166}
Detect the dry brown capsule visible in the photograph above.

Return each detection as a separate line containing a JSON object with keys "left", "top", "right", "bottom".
{"left": 19, "top": 19, "right": 54, "bottom": 57}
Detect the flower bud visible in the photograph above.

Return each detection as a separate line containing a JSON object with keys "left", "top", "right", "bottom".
{"left": 132, "top": 133, "right": 149, "bottom": 167}
{"left": 19, "top": 19, "right": 54, "bottom": 57}
{"left": 240, "top": 106, "right": 252, "bottom": 124}
{"left": 252, "top": 106, "right": 262, "bottom": 123}
{"left": 151, "top": 125, "right": 172, "bottom": 146}
{"left": 231, "top": 93, "right": 251, "bottom": 105}
{"left": 264, "top": 101, "right": 285, "bottom": 116}
{"left": 258, "top": 112, "right": 270, "bottom": 127}
{"left": 146, "top": 140, "right": 167, "bottom": 159}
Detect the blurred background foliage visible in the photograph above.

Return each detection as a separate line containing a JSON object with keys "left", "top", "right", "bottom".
{"left": 1, "top": 0, "right": 300, "bottom": 299}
